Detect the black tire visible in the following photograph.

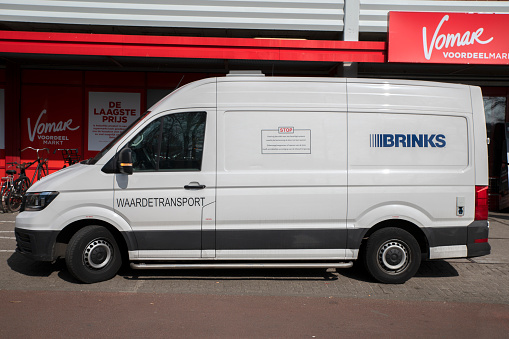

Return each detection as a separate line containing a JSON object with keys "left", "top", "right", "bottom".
{"left": 7, "top": 177, "right": 30, "bottom": 212}
{"left": 363, "top": 227, "right": 421, "bottom": 284}
{"left": 66, "top": 226, "right": 122, "bottom": 283}
{"left": 0, "top": 185, "right": 7, "bottom": 213}
{"left": 14, "top": 177, "right": 30, "bottom": 195}
{"left": 6, "top": 190, "right": 23, "bottom": 212}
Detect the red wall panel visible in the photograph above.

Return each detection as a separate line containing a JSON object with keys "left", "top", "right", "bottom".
{"left": 20, "top": 85, "right": 83, "bottom": 174}
{"left": 85, "top": 71, "right": 146, "bottom": 87}
{"left": 147, "top": 72, "right": 212, "bottom": 88}
{"left": 22, "top": 70, "right": 83, "bottom": 85}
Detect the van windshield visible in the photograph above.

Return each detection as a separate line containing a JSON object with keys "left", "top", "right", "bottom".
{"left": 85, "top": 111, "right": 151, "bottom": 165}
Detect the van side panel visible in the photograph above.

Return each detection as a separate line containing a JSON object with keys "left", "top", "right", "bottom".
{"left": 347, "top": 81, "right": 476, "bottom": 259}
{"left": 346, "top": 79, "right": 473, "bottom": 114}
{"left": 215, "top": 80, "right": 349, "bottom": 260}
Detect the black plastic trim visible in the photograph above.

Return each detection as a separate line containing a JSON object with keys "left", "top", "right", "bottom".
{"left": 131, "top": 229, "right": 347, "bottom": 251}
{"left": 467, "top": 220, "right": 491, "bottom": 258}
{"left": 14, "top": 228, "right": 59, "bottom": 261}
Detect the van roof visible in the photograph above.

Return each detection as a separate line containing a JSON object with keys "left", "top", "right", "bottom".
{"left": 216, "top": 76, "right": 471, "bottom": 89}
{"left": 150, "top": 76, "right": 475, "bottom": 114}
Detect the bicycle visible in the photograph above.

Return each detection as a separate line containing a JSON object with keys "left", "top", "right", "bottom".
{"left": 6, "top": 147, "right": 49, "bottom": 212}
{"left": 54, "top": 148, "right": 81, "bottom": 168}
{"left": 0, "top": 163, "right": 17, "bottom": 213}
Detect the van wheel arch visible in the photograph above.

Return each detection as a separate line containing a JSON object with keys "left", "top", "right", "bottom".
{"left": 357, "top": 219, "right": 429, "bottom": 283}
{"left": 65, "top": 225, "right": 123, "bottom": 283}
{"left": 357, "top": 219, "right": 429, "bottom": 263}
{"left": 55, "top": 219, "right": 129, "bottom": 264}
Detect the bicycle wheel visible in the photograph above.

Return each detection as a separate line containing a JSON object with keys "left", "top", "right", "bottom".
{"left": 14, "top": 177, "right": 31, "bottom": 195}
{"left": 6, "top": 189, "right": 23, "bottom": 212}
{"left": 35, "top": 161, "right": 49, "bottom": 182}
{"left": 7, "top": 177, "right": 30, "bottom": 213}
{"left": 0, "top": 183, "right": 7, "bottom": 213}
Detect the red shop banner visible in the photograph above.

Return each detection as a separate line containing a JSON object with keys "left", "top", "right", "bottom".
{"left": 21, "top": 85, "right": 82, "bottom": 157}
{"left": 388, "top": 12, "right": 509, "bottom": 65}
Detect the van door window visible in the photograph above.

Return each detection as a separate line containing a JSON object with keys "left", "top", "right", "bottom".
{"left": 159, "top": 112, "right": 206, "bottom": 171}
{"left": 127, "top": 112, "right": 206, "bottom": 172}
{"left": 128, "top": 118, "right": 162, "bottom": 171}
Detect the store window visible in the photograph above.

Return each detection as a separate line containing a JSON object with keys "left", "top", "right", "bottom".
{"left": 484, "top": 96, "right": 506, "bottom": 141}
{"left": 483, "top": 94, "right": 509, "bottom": 210}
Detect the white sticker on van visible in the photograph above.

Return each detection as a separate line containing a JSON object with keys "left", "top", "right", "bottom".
{"left": 261, "top": 128, "right": 311, "bottom": 154}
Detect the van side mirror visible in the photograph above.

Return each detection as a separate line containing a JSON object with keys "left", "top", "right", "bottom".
{"left": 118, "top": 148, "right": 133, "bottom": 175}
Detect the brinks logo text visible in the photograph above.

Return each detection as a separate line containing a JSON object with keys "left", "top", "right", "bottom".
{"left": 370, "top": 134, "right": 446, "bottom": 148}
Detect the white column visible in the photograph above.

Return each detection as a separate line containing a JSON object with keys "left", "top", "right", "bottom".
{"left": 342, "top": 0, "right": 360, "bottom": 77}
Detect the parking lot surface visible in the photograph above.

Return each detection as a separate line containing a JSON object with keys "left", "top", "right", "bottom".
{"left": 1, "top": 211, "right": 509, "bottom": 304}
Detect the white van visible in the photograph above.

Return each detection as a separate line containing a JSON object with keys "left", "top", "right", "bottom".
{"left": 15, "top": 75, "right": 490, "bottom": 284}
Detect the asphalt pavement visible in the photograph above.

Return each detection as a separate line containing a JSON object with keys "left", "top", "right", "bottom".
{"left": 1, "top": 212, "right": 509, "bottom": 302}
{"left": 1, "top": 211, "right": 509, "bottom": 338}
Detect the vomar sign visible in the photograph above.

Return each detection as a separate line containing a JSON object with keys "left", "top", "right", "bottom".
{"left": 21, "top": 85, "right": 82, "bottom": 151}
{"left": 388, "top": 12, "right": 509, "bottom": 65}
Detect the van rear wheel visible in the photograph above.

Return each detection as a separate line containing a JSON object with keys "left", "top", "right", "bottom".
{"left": 363, "top": 227, "right": 421, "bottom": 284}
{"left": 66, "top": 226, "right": 122, "bottom": 283}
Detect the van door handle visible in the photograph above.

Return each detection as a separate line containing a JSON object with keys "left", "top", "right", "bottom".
{"left": 184, "top": 182, "right": 206, "bottom": 190}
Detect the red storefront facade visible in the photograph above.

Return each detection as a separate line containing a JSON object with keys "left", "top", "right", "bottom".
{"left": 0, "top": 31, "right": 385, "bottom": 180}
{"left": 1, "top": 11, "right": 509, "bottom": 209}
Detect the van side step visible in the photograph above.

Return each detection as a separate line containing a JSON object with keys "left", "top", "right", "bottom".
{"left": 130, "top": 262, "right": 353, "bottom": 270}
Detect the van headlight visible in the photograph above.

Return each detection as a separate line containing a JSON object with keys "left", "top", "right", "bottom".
{"left": 22, "top": 192, "right": 59, "bottom": 212}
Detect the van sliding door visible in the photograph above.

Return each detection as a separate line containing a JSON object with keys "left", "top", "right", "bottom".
{"left": 215, "top": 109, "right": 348, "bottom": 260}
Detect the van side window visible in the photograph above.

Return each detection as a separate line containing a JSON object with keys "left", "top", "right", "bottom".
{"left": 128, "top": 112, "right": 206, "bottom": 172}
{"left": 128, "top": 118, "right": 162, "bottom": 171}
{"left": 159, "top": 112, "right": 206, "bottom": 171}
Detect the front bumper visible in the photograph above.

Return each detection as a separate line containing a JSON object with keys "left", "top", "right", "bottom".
{"left": 15, "top": 228, "right": 59, "bottom": 261}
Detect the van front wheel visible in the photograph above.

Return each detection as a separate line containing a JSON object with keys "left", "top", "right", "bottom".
{"left": 66, "top": 226, "right": 122, "bottom": 283}
{"left": 363, "top": 227, "right": 421, "bottom": 284}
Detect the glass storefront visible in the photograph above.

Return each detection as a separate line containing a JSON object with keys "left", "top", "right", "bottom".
{"left": 483, "top": 91, "right": 509, "bottom": 210}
